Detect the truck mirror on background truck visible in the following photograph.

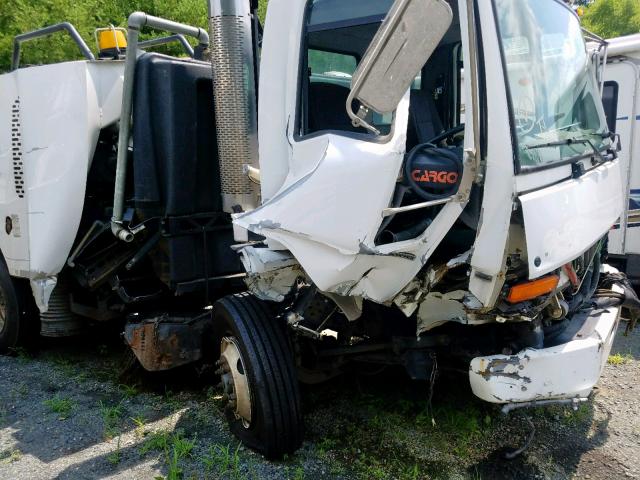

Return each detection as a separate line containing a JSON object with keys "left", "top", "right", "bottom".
{"left": 347, "top": 0, "right": 453, "bottom": 134}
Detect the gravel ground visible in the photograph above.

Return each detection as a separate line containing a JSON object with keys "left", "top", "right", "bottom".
{"left": 0, "top": 322, "right": 638, "bottom": 480}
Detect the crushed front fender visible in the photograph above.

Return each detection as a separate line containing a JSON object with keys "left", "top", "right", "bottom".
{"left": 469, "top": 287, "right": 621, "bottom": 404}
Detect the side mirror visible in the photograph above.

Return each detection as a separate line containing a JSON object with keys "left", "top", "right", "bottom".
{"left": 347, "top": 0, "right": 453, "bottom": 134}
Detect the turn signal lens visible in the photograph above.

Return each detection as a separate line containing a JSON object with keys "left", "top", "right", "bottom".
{"left": 506, "top": 275, "right": 559, "bottom": 304}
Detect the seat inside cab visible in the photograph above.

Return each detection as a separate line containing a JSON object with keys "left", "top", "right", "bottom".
{"left": 301, "top": 0, "right": 464, "bottom": 149}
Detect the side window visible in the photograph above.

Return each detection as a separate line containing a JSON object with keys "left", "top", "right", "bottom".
{"left": 301, "top": 0, "right": 394, "bottom": 137}
{"left": 309, "top": 49, "right": 357, "bottom": 80}
{"left": 305, "top": 49, "right": 358, "bottom": 134}
{"left": 601, "top": 81, "right": 619, "bottom": 133}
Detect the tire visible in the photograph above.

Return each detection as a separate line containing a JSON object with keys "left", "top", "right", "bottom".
{"left": 0, "top": 261, "right": 38, "bottom": 354}
{"left": 212, "top": 293, "right": 303, "bottom": 459}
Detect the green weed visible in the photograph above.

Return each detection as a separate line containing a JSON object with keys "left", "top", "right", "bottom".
{"left": 43, "top": 395, "right": 75, "bottom": 420}
{"left": 201, "top": 443, "right": 243, "bottom": 479}
{"left": 141, "top": 429, "right": 195, "bottom": 480}
{"left": 608, "top": 352, "right": 633, "bottom": 365}
{"left": 0, "top": 448, "right": 21, "bottom": 464}
{"left": 99, "top": 400, "right": 124, "bottom": 439}
{"left": 107, "top": 436, "right": 122, "bottom": 465}
{"left": 140, "top": 430, "right": 171, "bottom": 455}
{"left": 119, "top": 383, "right": 139, "bottom": 398}
{"left": 11, "top": 382, "right": 28, "bottom": 398}
{"left": 12, "top": 347, "right": 33, "bottom": 363}
{"left": 131, "top": 415, "right": 146, "bottom": 438}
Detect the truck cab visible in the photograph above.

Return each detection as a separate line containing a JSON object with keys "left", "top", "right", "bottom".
{"left": 238, "top": 0, "right": 622, "bottom": 401}
{"left": 0, "top": 0, "right": 628, "bottom": 459}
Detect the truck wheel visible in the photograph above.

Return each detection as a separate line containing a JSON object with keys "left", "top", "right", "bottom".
{"left": 213, "top": 293, "right": 303, "bottom": 459}
{"left": 0, "top": 263, "right": 37, "bottom": 354}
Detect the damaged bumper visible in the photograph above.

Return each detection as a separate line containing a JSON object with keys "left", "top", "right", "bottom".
{"left": 469, "top": 289, "right": 621, "bottom": 404}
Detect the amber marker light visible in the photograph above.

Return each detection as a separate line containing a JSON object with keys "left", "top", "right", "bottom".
{"left": 506, "top": 275, "right": 560, "bottom": 304}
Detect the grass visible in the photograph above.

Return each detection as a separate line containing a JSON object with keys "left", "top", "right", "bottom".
{"left": 107, "top": 436, "right": 122, "bottom": 465}
{"left": 537, "top": 403, "right": 593, "bottom": 428}
{"left": 118, "top": 383, "right": 140, "bottom": 399}
{"left": 608, "top": 352, "right": 633, "bottom": 365}
{"left": 141, "top": 429, "right": 195, "bottom": 480}
{"left": 131, "top": 415, "right": 147, "bottom": 438}
{"left": 99, "top": 400, "right": 124, "bottom": 439}
{"left": 11, "top": 382, "right": 28, "bottom": 399}
{"left": 162, "top": 389, "right": 186, "bottom": 414}
{"left": 140, "top": 430, "right": 172, "bottom": 455}
{"left": 43, "top": 395, "right": 75, "bottom": 420}
{"left": 302, "top": 375, "right": 502, "bottom": 480}
{"left": 0, "top": 448, "right": 21, "bottom": 464}
{"left": 50, "top": 355, "right": 76, "bottom": 374}
{"left": 12, "top": 347, "right": 33, "bottom": 363}
{"left": 291, "top": 466, "right": 305, "bottom": 480}
{"left": 201, "top": 443, "right": 243, "bottom": 479}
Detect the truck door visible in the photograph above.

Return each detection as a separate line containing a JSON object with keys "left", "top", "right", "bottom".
{"left": 237, "top": 0, "right": 480, "bottom": 303}
{"left": 604, "top": 61, "right": 640, "bottom": 256}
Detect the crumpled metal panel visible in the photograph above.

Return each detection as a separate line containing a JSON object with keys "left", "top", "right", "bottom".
{"left": 469, "top": 285, "right": 621, "bottom": 404}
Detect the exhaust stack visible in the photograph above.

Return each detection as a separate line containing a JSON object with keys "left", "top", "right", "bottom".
{"left": 208, "top": 0, "right": 260, "bottom": 213}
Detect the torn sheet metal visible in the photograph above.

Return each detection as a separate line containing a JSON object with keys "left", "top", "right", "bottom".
{"left": 321, "top": 292, "right": 363, "bottom": 321}
{"left": 238, "top": 246, "right": 303, "bottom": 302}
{"left": 469, "top": 286, "right": 621, "bottom": 403}
{"left": 393, "top": 251, "right": 473, "bottom": 319}
{"left": 416, "top": 290, "right": 487, "bottom": 334}
{"left": 30, "top": 275, "right": 57, "bottom": 313}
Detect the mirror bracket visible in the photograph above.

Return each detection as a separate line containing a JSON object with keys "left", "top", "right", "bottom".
{"left": 348, "top": 101, "right": 380, "bottom": 135}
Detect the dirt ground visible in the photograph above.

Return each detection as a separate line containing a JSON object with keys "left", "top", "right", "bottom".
{"left": 0, "top": 322, "right": 638, "bottom": 480}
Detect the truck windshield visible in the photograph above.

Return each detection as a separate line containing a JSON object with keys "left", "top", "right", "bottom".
{"left": 495, "top": 0, "right": 610, "bottom": 171}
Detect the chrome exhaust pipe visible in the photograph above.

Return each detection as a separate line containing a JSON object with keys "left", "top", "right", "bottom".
{"left": 208, "top": 0, "right": 260, "bottom": 213}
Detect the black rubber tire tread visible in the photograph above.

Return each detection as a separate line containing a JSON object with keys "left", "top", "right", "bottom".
{"left": 232, "top": 293, "right": 302, "bottom": 455}
{"left": 236, "top": 295, "right": 299, "bottom": 453}
{"left": 214, "top": 293, "right": 303, "bottom": 459}
{"left": 0, "top": 261, "right": 38, "bottom": 354}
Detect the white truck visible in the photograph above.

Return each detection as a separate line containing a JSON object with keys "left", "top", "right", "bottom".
{"left": 601, "top": 34, "right": 640, "bottom": 281}
{"left": 0, "top": 0, "right": 631, "bottom": 458}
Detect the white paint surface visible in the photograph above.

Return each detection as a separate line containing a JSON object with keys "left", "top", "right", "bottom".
{"left": 469, "top": 285, "right": 621, "bottom": 403}
{"left": 521, "top": 160, "right": 623, "bottom": 279}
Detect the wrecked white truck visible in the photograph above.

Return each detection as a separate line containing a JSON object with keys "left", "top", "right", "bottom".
{"left": 0, "top": 0, "right": 633, "bottom": 458}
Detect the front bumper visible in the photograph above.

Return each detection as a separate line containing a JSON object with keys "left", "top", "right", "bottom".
{"left": 469, "top": 288, "right": 621, "bottom": 404}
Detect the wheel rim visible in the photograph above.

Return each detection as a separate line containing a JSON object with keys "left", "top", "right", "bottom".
{"left": 218, "top": 337, "right": 252, "bottom": 428}
{"left": 0, "top": 286, "right": 6, "bottom": 333}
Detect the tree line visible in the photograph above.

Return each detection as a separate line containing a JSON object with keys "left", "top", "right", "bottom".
{"left": 0, "top": 0, "right": 638, "bottom": 72}
{"left": 0, "top": 0, "right": 266, "bottom": 72}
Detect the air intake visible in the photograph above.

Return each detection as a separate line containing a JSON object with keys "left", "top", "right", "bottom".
{"left": 208, "top": 0, "right": 259, "bottom": 213}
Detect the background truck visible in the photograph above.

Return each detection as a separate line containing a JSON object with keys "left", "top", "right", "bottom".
{"left": 601, "top": 34, "right": 640, "bottom": 282}
{"left": 0, "top": 0, "right": 632, "bottom": 459}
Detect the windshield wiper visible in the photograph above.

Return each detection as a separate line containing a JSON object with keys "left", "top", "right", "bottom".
{"left": 524, "top": 134, "right": 612, "bottom": 165}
